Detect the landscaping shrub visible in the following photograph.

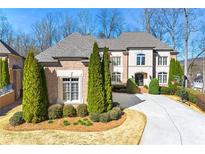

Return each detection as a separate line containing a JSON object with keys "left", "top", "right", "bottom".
{"left": 63, "top": 104, "right": 76, "bottom": 117}
{"left": 48, "top": 104, "right": 63, "bottom": 119}
{"left": 160, "top": 86, "right": 170, "bottom": 95}
{"left": 89, "top": 112, "right": 100, "bottom": 122}
{"left": 112, "top": 107, "right": 123, "bottom": 116}
{"left": 9, "top": 112, "right": 25, "bottom": 126}
{"left": 186, "top": 88, "right": 198, "bottom": 103}
{"left": 63, "top": 120, "right": 70, "bottom": 126}
{"left": 99, "top": 112, "right": 110, "bottom": 123}
{"left": 149, "top": 78, "right": 159, "bottom": 95}
{"left": 109, "top": 109, "right": 120, "bottom": 120}
{"left": 112, "top": 85, "right": 127, "bottom": 93}
{"left": 77, "top": 104, "right": 88, "bottom": 117}
{"left": 126, "top": 78, "right": 138, "bottom": 94}
{"left": 48, "top": 120, "right": 53, "bottom": 124}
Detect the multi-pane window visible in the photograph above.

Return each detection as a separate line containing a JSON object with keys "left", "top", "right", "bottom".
{"left": 136, "top": 54, "right": 145, "bottom": 65}
{"left": 158, "top": 56, "right": 167, "bottom": 66}
{"left": 63, "top": 78, "right": 79, "bottom": 101}
{"left": 158, "top": 72, "right": 167, "bottom": 84}
{"left": 112, "top": 72, "right": 121, "bottom": 83}
{"left": 111, "top": 57, "right": 121, "bottom": 66}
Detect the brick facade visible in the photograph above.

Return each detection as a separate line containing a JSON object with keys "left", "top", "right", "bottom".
{"left": 44, "top": 60, "right": 88, "bottom": 104}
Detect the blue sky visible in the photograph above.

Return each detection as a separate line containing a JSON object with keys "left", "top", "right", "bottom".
{"left": 1, "top": 8, "right": 205, "bottom": 59}
{"left": 0, "top": 8, "right": 143, "bottom": 34}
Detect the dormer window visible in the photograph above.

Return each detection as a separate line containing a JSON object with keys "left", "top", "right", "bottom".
{"left": 136, "top": 54, "right": 145, "bottom": 65}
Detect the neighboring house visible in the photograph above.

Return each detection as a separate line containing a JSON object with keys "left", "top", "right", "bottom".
{"left": 192, "top": 74, "right": 204, "bottom": 92}
{"left": 180, "top": 57, "right": 205, "bottom": 86}
{"left": 36, "top": 32, "right": 177, "bottom": 104}
{"left": 0, "top": 40, "right": 24, "bottom": 99}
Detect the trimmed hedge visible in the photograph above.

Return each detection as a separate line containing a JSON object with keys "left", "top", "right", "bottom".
{"left": 63, "top": 104, "right": 77, "bottom": 117}
{"left": 9, "top": 112, "right": 25, "bottom": 126}
{"left": 99, "top": 112, "right": 110, "bottom": 123}
{"left": 77, "top": 104, "right": 88, "bottom": 117}
{"left": 160, "top": 85, "right": 177, "bottom": 95}
{"left": 89, "top": 113, "right": 100, "bottom": 122}
{"left": 109, "top": 109, "right": 120, "bottom": 120}
{"left": 149, "top": 78, "right": 159, "bottom": 95}
{"left": 48, "top": 104, "right": 63, "bottom": 119}
{"left": 112, "top": 84, "right": 127, "bottom": 93}
{"left": 126, "top": 78, "right": 138, "bottom": 94}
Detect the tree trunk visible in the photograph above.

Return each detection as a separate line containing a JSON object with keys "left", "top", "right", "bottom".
{"left": 184, "top": 8, "right": 189, "bottom": 87}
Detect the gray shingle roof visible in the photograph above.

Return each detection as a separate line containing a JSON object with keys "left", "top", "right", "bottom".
{"left": 0, "top": 40, "right": 22, "bottom": 57}
{"left": 36, "top": 32, "right": 173, "bottom": 62}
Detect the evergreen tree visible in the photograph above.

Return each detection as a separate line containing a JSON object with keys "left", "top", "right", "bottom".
{"left": 87, "top": 53, "right": 94, "bottom": 112}
{"left": 1, "top": 58, "right": 10, "bottom": 88}
{"left": 168, "top": 58, "right": 183, "bottom": 86}
{"left": 88, "top": 42, "right": 105, "bottom": 113}
{"left": 168, "top": 58, "right": 176, "bottom": 86}
{"left": 22, "top": 51, "right": 34, "bottom": 122}
{"left": 22, "top": 50, "right": 48, "bottom": 123}
{"left": 102, "top": 47, "right": 112, "bottom": 111}
{"left": 175, "top": 60, "right": 184, "bottom": 84}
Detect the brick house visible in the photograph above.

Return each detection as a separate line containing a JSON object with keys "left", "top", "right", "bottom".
{"left": 0, "top": 40, "right": 24, "bottom": 99}
{"left": 36, "top": 32, "right": 177, "bottom": 104}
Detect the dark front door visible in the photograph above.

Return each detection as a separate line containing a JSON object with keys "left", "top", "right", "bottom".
{"left": 135, "top": 73, "right": 144, "bottom": 86}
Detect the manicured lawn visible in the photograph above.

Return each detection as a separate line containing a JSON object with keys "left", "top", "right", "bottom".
{"left": 0, "top": 105, "right": 146, "bottom": 144}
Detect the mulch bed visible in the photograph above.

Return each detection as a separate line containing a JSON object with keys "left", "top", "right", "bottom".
{"left": 4, "top": 114, "right": 126, "bottom": 132}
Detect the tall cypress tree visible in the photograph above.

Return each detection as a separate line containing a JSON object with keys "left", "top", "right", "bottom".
{"left": 168, "top": 58, "right": 183, "bottom": 86}
{"left": 175, "top": 60, "right": 184, "bottom": 84}
{"left": 168, "top": 58, "right": 176, "bottom": 86}
{"left": 103, "top": 47, "right": 113, "bottom": 111}
{"left": 22, "top": 51, "right": 34, "bottom": 122}
{"left": 22, "top": 50, "right": 48, "bottom": 123}
{"left": 88, "top": 53, "right": 94, "bottom": 112}
{"left": 1, "top": 58, "right": 10, "bottom": 88}
{"left": 88, "top": 42, "right": 105, "bottom": 113}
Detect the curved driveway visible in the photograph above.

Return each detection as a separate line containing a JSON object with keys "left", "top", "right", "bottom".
{"left": 113, "top": 92, "right": 205, "bottom": 145}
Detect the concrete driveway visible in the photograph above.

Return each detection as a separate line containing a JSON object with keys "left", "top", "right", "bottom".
{"left": 113, "top": 92, "right": 205, "bottom": 145}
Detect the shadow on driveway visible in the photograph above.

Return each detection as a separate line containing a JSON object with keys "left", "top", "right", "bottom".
{"left": 113, "top": 92, "right": 144, "bottom": 109}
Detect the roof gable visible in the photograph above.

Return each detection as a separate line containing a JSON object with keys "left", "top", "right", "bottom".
{"left": 0, "top": 40, "right": 21, "bottom": 57}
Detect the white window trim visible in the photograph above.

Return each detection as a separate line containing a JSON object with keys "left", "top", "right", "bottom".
{"left": 57, "top": 70, "right": 83, "bottom": 104}
{"left": 112, "top": 72, "right": 122, "bottom": 84}
{"left": 136, "top": 54, "right": 145, "bottom": 66}
{"left": 158, "top": 56, "right": 168, "bottom": 66}
{"left": 158, "top": 72, "right": 168, "bottom": 84}
{"left": 111, "top": 56, "right": 121, "bottom": 66}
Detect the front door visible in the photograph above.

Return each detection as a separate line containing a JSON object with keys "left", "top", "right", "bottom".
{"left": 135, "top": 73, "right": 144, "bottom": 86}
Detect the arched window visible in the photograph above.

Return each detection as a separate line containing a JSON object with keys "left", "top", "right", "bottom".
{"left": 112, "top": 72, "right": 121, "bottom": 83}
{"left": 158, "top": 72, "right": 167, "bottom": 84}
{"left": 136, "top": 54, "right": 145, "bottom": 65}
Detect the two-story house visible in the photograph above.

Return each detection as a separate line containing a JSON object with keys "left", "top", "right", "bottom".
{"left": 36, "top": 32, "right": 177, "bottom": 104}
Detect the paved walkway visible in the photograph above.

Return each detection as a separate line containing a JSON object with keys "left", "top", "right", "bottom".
{"left": 113, "top": 92, "right": 205, "bottom": 145}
